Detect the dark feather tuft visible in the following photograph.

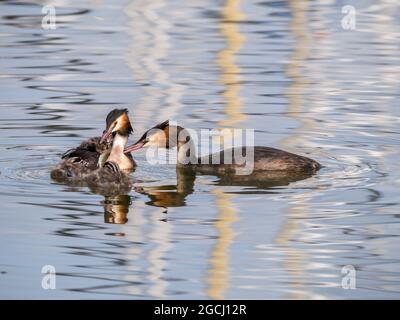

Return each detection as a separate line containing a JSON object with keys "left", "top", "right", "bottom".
{"left": 153, "top": 120, "right": 169, "bottom": 131}
{"left": 106, "top": 108, "right": 129, "bottom": 129}
{"left": 136, "top": 120, "right": 169, "bottom": 144}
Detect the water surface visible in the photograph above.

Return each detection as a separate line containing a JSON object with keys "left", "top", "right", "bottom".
{"left": 1, "top": 0, "right": 400, "bottom": 299}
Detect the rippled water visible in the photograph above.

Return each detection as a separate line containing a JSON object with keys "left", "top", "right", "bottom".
{"left": 1, "top": 0, "right": 400, "bottom": 299}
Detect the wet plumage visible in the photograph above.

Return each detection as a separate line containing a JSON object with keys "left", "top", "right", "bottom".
{"left": 195, "top": 146, "right": 321, "bottom": 173}
{"left": 50, "top": 108, "right": 135, "bottom": 184}
{"left": 86, "top": 161, "right": 133, "bottom": 195}
{"left": 50, "top": 136, "right": 112, "bottom": 182}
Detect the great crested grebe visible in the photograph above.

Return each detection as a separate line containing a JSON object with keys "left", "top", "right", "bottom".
{"left": 85, "top": 111, "right": 136, "bottom": 194}
{"left": 124, "top": 120, "right": 321, "bottom": 174}
{"left": 50, "top": 108, "right": 135, "bottom": 182}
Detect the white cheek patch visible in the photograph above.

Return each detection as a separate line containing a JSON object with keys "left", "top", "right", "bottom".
{"left": 147, "top": 129, "right": 167, "bottom": 148}
{"left": 113, "top": 121, "right": 120, "bottom": 131}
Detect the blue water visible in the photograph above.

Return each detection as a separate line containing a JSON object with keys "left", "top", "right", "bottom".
{"left": 0, "top": 0, "right": 400, "bottom": 299}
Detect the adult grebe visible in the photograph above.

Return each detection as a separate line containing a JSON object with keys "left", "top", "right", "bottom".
{"left": 86, "top": 113, "right": 136, "bottom": 194}
{"left": 124, "top": 120, "right": 321, "bottom": 174}
{"left": 50, "top": 109, "right": 135, "bottom": 182}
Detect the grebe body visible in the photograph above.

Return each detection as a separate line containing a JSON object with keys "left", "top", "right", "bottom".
{"left": 124, "top": 120, "right": 321, "bottom": 174}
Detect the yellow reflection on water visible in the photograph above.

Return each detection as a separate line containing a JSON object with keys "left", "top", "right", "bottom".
{"left": 283, "top": 0, "right": 314, "bottom": 146}
{"left": 217, "top": 0, "right": 247, "bottom": 127}
{"left": 205, "top": 0, "right": 247, "bottom": 299}
{"left": 207, "top": 189, "right": 239, "bottom": 300}
{"left": 277, "top": 0, "right": 313, "bottom": 300}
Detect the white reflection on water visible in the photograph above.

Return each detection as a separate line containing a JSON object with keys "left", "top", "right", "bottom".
{"left": 124, "top": 0, "right": 185, "bottom": 133}
{"left": 275, "top": 0, "right": 400, "bottom": 298}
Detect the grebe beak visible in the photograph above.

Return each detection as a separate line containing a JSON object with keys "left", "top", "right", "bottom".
{"left": 124, "top": 141, "right": 146, "bottom": 153}
{"left": 100, "top": 126, "right": 113, "bottom": 144}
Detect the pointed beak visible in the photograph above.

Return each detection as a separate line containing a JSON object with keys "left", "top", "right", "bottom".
{"left": 124, "top": 141, "right": 146, "bottom": 153}
{"left": 100, "top": 127, "right": 113, "bottom": 144}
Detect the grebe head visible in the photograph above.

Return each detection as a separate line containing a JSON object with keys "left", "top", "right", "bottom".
{"left": 100, "top": 108, "right": 133, "bottom": 143}
{"left": 124, "top": 120, "right": 188, "bottom": 153}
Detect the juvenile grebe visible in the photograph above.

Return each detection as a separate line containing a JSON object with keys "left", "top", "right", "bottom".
{"left": 51, "top": 109, "right": 135, "bottom": 182}
{"left": 86, "top": 160, "right": 133, "bottom": 195}
{"left": 124, "top": 120, "right": 321, "bottom": 174}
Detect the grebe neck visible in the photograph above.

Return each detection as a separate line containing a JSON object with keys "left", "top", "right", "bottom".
{"left": 110, "top": 133, "right": 128, "bottom": 156}
{"left": 105, "top": 133, "right": 131, "bottom": 169}
{"left": 176, "top": 129, "right": 197, "bottom": 166}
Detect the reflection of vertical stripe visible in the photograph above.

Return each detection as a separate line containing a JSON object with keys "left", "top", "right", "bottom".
{"left": 279, "top": 1, "right": 400, "bottom": 299}
{"left": 283, "top": 0, "right": 313, "bottom": 146}
{"left": 206, "top": 0, "right": 245, "bottom": 299}
{"left": 365, "top": 1, "right": 400, "bottom": 260}
{"left": 207, "top": 189, "right": 239, "bottom": 300}
{"left": 147, "top": 208, "right": 172, "bottom": 298}
{"left": 123, "top": 0, "right": 177, "bottom": 297}
{"left": 277, "top": 0, "right": 313, "bottom": 300}
{"left": 217, "top": 0, "right": 246, "bottom": 127}
{"left": 125, "top": 0, "right": 185, "bottom": 136}
{"left": 120, "top": 202, "right": 146, "bottom": 296}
